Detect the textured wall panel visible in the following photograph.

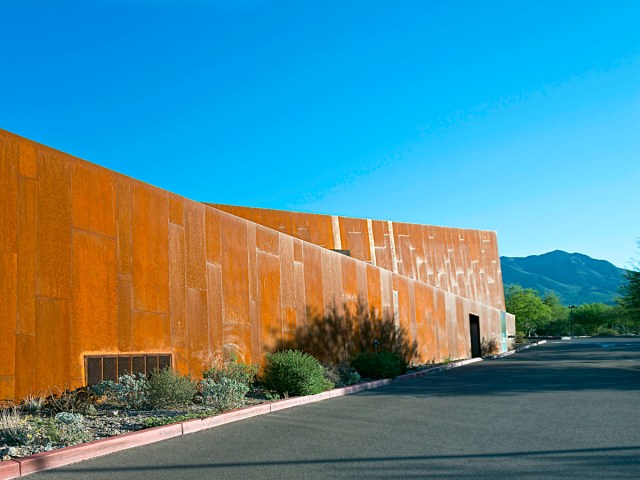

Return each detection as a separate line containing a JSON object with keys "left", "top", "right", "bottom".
{"left": 70, "top": 230, "right": 118, "bottom": 380}
{"left": 116, "top": 177, "right": 132, "bottom": 275}
{"left": 257, "top": 251, "right": 282, "bottom": 354}
{"left": 131, "top": 311, "right": 170, "bottom": 351}
{"left": 0, "top": 253, "right": 17, "bottom": 386}
{"left": 117, "top": 274, "right": 133, "bottom": 352}
{"left": 220, "top": 214, "right": 250, "bottom": 325}
{"left": 35, "top": 298, "right": 69, "bottom": 393}
{"left": 37, "top": 150, "right": 72, "bottom": 299}
{"left": 15, "top": 334, "right": 35, "bottom": 399}
{"left": 186, "top": 287, "right": 209, "bottom": 375}
{"left": 0, "top": 132, "right": 18, "bottom": 253}
{"left": 17, "top": 177, "right": 36, "bottom": 335}
{"left": 71, "top": 161, "right": 116, "bottom": 237}
{"left": 132, "top": 183, "right": 170, "bottom": 314}
{"left": 184, "top": 203, "right": 207, "bottom": 290}
{"left": 169, "top": 224, "right": 187, "bottom": 348}
{"left": 206, "top": 263, "right": 224, "bottom": 358}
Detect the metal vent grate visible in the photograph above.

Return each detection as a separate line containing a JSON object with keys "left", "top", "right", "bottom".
{"left": 85, "top": 354, "right": 172, "bottom": 385}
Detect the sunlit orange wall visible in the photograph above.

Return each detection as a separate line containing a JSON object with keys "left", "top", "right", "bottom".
{"left": 207, "top": 205, "right": 506, "bottom": 311}
{"left": 0, "top": 129, "right": 514, "bottom": 402}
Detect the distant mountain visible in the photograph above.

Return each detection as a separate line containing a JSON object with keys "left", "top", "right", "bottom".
{"left": 500, "top": 250, "right": 627, "bottom": 306}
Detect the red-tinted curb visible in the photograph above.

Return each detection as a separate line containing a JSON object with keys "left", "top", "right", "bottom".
{"left": 0, "top": 461, "right": 19, "bottom": 480}
{"left": 0, "top": 350, "right": 526, "bottom": 479}
{"left": 13, "top": 423, "right": 183, "bottom": 478}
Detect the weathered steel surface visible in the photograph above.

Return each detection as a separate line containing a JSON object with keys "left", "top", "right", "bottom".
{"left": 0, "top": 129, "right": 515, "bottom": 402}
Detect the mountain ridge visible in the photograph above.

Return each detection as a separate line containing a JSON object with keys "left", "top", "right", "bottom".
{"left": 500, "top": 250, "right": 627, "bottom": 306}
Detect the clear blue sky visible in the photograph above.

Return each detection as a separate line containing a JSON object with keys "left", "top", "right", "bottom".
{"left": 2, "top": 1, "right": 639, "bottom": 268}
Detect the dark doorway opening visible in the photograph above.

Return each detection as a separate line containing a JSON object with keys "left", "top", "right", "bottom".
{"left": 469, "top": 314, "right": 481, "bottom": 358}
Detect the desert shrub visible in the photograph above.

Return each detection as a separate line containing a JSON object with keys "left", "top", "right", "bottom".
{"left": 263, "top": 350, "right": 331, "bottom": 397}
{"left": 148, "top": 368, "right": 197, "bottom": 408}
{"left": 0, "top": 408, "right": 32, "bottom": 445}
{"left": 200, "top": 378, "right": 249, "bottom": 412}
{"left": 21, "top": 394, "right": 45, "bottom": 413}
{"left": 351, "top": 350, "right": 407, "bottom": 379}
{"left": 43, "top": 413, "right": 89, "bottom": 445}
{"left": 202, "top": 352, "right": 259, "bottom": 387}
{"left": 91, "top": 373, "right": 150, "bottom": 408}
{"left": 45, "top": 387, "right": 93, "bottom": 413}
{"left": 323, "top": 362, "right": 361, "bottom": 387}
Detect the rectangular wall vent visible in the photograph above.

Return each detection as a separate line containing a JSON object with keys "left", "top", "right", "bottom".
{"left": 85, "top": 354, "right": 172, "bottom": 385}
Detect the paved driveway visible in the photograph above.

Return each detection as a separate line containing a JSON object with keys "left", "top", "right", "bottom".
{"left": 32, "top": 338, "right": 640, "bottom": 479}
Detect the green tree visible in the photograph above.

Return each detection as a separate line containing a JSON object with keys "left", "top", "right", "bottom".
{"left": 504, "top": 284, "right": 553, "bottom": 337}
{"left": 572, "top": 303, "right": 614, "bottom": 335}
{"left": 620, "top": 270, "right": 640, "bottom": 321}
{"left": 539, "top": 292, "right": 569, "bottom": 335}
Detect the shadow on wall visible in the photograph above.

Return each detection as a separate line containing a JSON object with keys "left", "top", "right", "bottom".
{"left": 481, "top": 337, "right": 499, "bottom": 357}
{"left": 278, "top": 298, "right": 418, "bottom": 365}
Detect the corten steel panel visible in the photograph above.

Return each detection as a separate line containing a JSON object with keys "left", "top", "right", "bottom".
{"left": 17, "top": 177, "right": 36, "bottom": 335}
{"left": 301, "top": 212, "right": 334, "bottom": 249}
{"left": 117, "top": 274, "right": 133, "bottom": 352}
{"left": 206, "top": 263, "right": 224, "bottom": 359}
{"left": 396, "top": 276, "right": 412, "bottom": 342}
{"left": 132, "top": 182, "right": 170, "bottom": 314}
{"left": 293, "top": 238, "right": 303, "bottom": 262}
{"left": 222, "top": 323, "right": 253, "bottom": 364}
{"left": 210, "top": 205, "right": 507, "bottom": 310}
{"left": 279, "top": 234, "right": 295, "bottom": 309}
{"left": 131, "top": 311, "right": 170, "bottom": 351}
{"left": 366, "top": 264, "right": 382, "bottom": 314}
{"left": 338, "top": 217, "right": 370, "bottom": 262}
{"left": 247, "top": 222, "right": 257, "bottom": 304}
{"left": 205, "top": 207, "right": 221, "bottom": 265}
{"left": 455, "top": 297, "right": 468, "bottom": 360}
{"left": 18, "top": 139, "right": 38, "bottom": 178}
{"left": 116, "top": 177, "right": 132, "bottom": 275}
{"left": 257, "top": 251, "right": 282, "bottom": 355}
{"left": 37, "top": 150, "right": 72, "bottom": 299}
{"left": 356, "top": 261, "right": 369, "bottom": 311}
{"left": 413, "top": 282, "right": 433, "bottom": 363}
{"left": 184, "top": 202, "right": 207, "bottom": 290}
{"left": 293, "top": 261, "right": 306, "bottom": 329}
{"left": 168, "top": 224, "right": 187, "bottom": 348}
{"left": 0, "top": 132, "right": 18, "bottom": 253}
{"left": 71, "top": 161, "right": 117, "bottom": 237}
{"left": 303, "top": 243, "right": 324, "bottom": 316}
{"left": 220, "top": 214, "right": 250, "bottom": 325}
{"left": 256, "top": 225, "right": 279, "bottom": 255}
{"left": 35, "top": 298, "right": 70, "bottom": 394}
{"left": 70, "top": 230, "right": 118, "bottom": 380}
{"left": 341, "top": 256, "right": 358, "bottom": 301}
{"left": 434, "top": 289, "right": 448, "bottom": 362}
{"left": 186, "top": 287, "right": 209, "bottom": 376}
{"left": 445, "top": 294, "right": 460, "bottom": 358}
{"left": 15, "top": 334, "right": 35, "bottom": 399}
{"left": 0, "top": 253, "right": 17, "bottom": 382}
{"left": 168, "top": 193, "right": 184, "bottom": 226}
{"left": 0, "top": 377, "right": 15, "bottom": 403}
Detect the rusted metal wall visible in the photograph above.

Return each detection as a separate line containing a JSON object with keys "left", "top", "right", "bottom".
{"left": 0, "top": 129, "right": 515, "bottom": 402}
{"left": 208, "top": 205, "right": 506, "bottom": 311}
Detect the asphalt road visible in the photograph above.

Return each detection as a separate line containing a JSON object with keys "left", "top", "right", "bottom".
{"left": 32, "top": 338, "right": 640, "bottom": 479}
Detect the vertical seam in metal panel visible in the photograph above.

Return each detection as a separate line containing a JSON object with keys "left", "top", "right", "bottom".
{"left": 331, "top": 215, "right": 342, "bottom": 250}
{"left": 387, "top": 221, "right": 398, "bottom": 274}
{"left": 366, "top": 219, "right": 376, "bottom": 266}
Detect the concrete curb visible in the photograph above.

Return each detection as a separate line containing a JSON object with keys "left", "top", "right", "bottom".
{"left": 0, "top": 346, "right": 542, "bottom": 479}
